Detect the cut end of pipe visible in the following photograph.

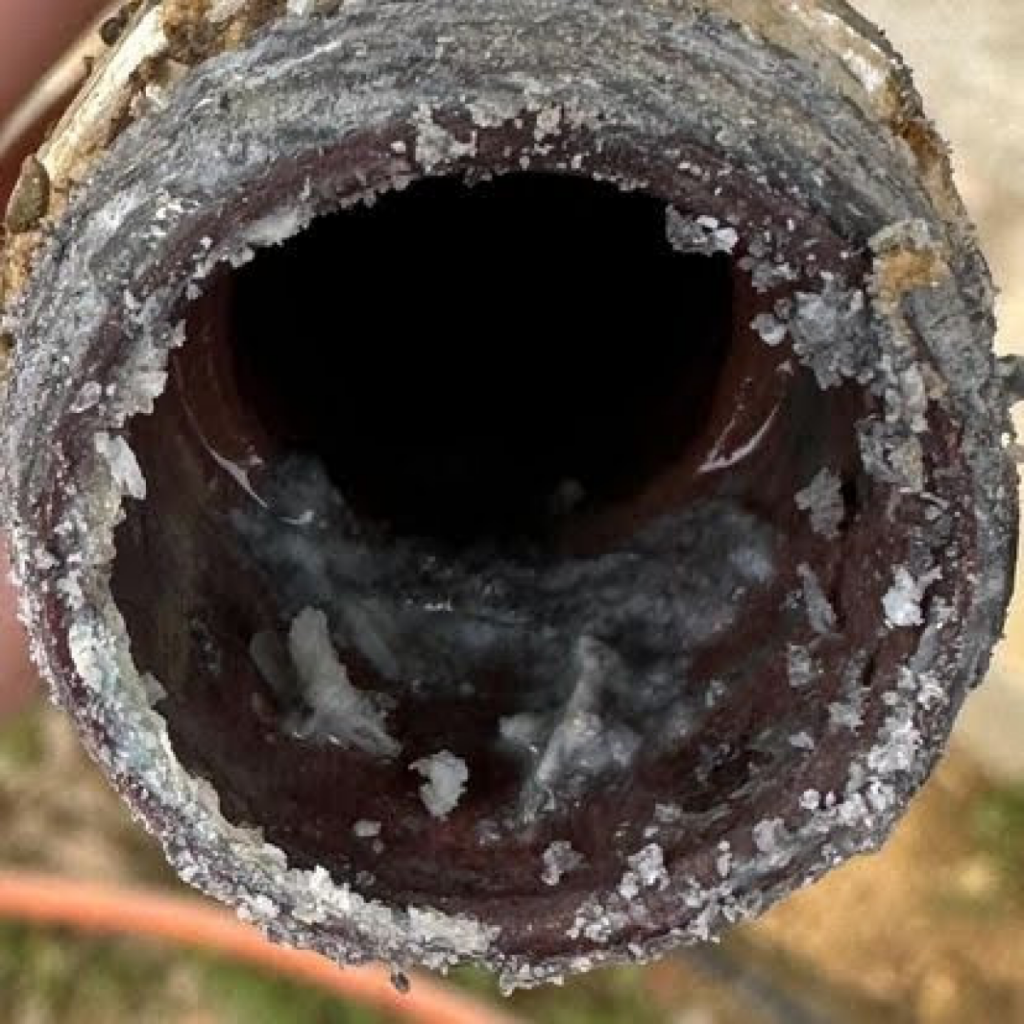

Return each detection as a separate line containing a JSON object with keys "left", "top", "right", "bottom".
{"left": 1, "top": 0, "right": 1016, "bottom": 989}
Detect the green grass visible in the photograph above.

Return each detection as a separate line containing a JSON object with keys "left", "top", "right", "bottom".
{"left": 0, "top": 923, "right": 397, "bottom": 1024}
{"left": 199, "top": 956, "right": 394, "bottom": 1024}
{"left": 973, "top": 782, "right": 1024, "bottom": 902}
{"left": 0, "top": 924, "right": 176, "bottom": 1023}
{"left": 0, "top": 706, "right": 45, "bottom": 772}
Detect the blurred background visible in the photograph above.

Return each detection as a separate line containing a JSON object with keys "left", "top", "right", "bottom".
{"left": 0, "top": 2, "right": 1022, "bottom": 1021}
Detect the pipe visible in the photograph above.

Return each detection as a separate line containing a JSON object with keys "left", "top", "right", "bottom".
{"left": 0, "top": 0, "right": 1017, "bottom": 992}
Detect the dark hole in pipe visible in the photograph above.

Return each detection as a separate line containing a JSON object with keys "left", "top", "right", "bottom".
{"left": 114, "top": 166, "right": 836, "bottom": 902}
{"left": 231, "top": 173, "right": 734, "bottom": 547}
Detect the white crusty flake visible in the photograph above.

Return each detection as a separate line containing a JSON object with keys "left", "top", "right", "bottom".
{"left": 666, "top": 208, "right": 739, "bottom": 255}
{"left": 799, "top": 789, "right": 821, "bottom": 811}
{"left": 626, "top": 843, "right": 669, "bottom": 892}
{"left": 882, "top": 566, "right": 942, "bottom": 628}
{"left": 753, "top": 818, "right": 784, "bottom": 853}
{"left": 71, "top": 381, "right": 103, "bottom": 413}
{"left": 411, "top": 750, "right": 469, "bottom": 819}
{"left": 795, "top": 468, "right": 845, "bottom": 539}
{"left": 413, "top": 104, "right": 476, "bottom": 171}
{"left": 541, "top": 841, "right": 584, "bottom": 886}
{"left": 751, "top": 312, "right": 788, "bottom": 347}
{"left": 829, "top": 700, "right": 864, "bottom": 732}
{"left": 797, "top": 563, "right": 836, "bottom": 635}
{"left": 867, "top": 716, "right": 923, "bottom": 775}
{"left": 786, "top": 645, "right": 819, "bottom": 689}
{"left": 288, "top": 607, "right": 400, "bottom": 757}
{"left": 752, "top": 818, "right": 792, "bottom": 869}
{"left": 94, "top": 432, "right": 146, "bottom": 500}
{"left": 789, "top": 731, "right": 816, "bottom": 751}
{"left": 715, "top": 841, "right": 732, "bottom": 878}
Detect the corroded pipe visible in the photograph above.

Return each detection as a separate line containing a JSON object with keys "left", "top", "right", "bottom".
{"left": 0, "top": 0, "right": 1017, "bottom": 990}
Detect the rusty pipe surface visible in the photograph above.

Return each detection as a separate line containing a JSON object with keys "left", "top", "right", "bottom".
{"left": 0, "top": 0, "right": 1017, "bottom": 991}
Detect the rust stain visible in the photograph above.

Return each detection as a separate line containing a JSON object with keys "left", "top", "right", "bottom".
{"left": 4, "top": 156, "right": 50, "bottom": 235}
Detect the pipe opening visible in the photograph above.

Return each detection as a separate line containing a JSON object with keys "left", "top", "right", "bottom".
{"left": 111, "top": 164, "right": 865, "bottom": 911}
{"left": 231, "top": 173, "right": 734, "bottom": 548}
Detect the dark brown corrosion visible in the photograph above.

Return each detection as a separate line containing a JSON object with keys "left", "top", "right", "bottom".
{"left": 114, "top": 147, "right": 880, "bottom": 918}
{"left": 0, "top": 0, "right": 1017, "bottom": 989}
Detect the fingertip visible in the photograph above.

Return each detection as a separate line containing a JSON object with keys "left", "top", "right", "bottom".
{"left": 0, "top": 540, "right": 39, "bottom": 719}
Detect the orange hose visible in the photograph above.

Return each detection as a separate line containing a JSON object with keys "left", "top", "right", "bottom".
{"left": 0, "top": 871, "right": 525, "bottom": 1024}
